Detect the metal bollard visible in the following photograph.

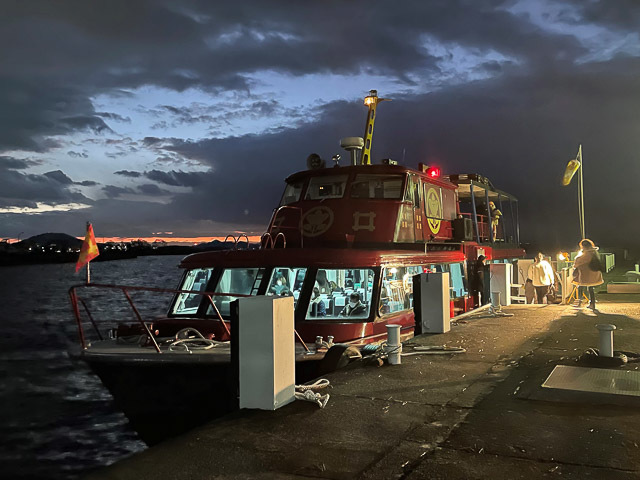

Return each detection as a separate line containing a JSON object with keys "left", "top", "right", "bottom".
{"left": 490, "top": 291, "right": 501, "bottom": 308}
{"left": 385, "top": 324, "right": 402, "bottom": 365}
{"left": 596, "top": 324, "right": 616, "bottom": 357}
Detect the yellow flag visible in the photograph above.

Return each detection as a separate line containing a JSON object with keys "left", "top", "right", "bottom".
{"left": 562, "top": 158, "right": 581, "bottom": 186}
{"left": 75, "top": 223, "right": 100, "bottom": 272}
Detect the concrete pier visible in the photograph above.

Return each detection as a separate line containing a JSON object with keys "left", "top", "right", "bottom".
{"left": 87, "top": 299, "right": 640, "bottom": 479}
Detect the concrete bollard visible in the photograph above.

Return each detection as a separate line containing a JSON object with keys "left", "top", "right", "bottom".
{"left": 385, "top": 324, "right": 402, "bottom": 365}
{"left": 596, "top": 324, "right": 617, "bottom": 357}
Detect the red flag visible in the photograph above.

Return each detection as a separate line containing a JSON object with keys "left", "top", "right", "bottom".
{"left": 75, "top": 223, "right": 100, "bottom": 273}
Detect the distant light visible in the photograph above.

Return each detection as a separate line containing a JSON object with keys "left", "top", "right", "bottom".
{"left": 426, "top": 166, "right": 441, "bottom": 178}
{"left": 558, "top": 252, "right": 569, "bottom": 260}
{"left": 390, "top": 267, "right": 397, "bottom": 274}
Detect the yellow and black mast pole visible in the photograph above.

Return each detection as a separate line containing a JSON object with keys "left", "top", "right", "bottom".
{"left": 360, "top": 90, "right": 389, "bottom": 165}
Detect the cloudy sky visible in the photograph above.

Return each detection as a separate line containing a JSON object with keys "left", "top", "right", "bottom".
{"left": 1, "top": 0, "right": 639, "bottom": 250}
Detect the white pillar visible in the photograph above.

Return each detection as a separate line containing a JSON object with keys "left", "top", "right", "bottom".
{"left": 490, "top": 263, "right": 512, "bottom": 306}
{"left": 413, "top": 272, "right": 451, "bottom": 333}
{"left": 596, "top": 324, "right": 616, "bottom": 358}
{"left": 238, "top": 296, "right": 295, "bottom": 410}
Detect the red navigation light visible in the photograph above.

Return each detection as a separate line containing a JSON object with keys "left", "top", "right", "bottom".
{"left": 426, "top": 166, "right": 441, "bottom": 178}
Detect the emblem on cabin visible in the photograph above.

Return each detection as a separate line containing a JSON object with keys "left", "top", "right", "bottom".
{"left": 425, "top": 187, "right": 442, "bottom": 234}
{"left": 301, "top": 206, "right": 334, "bottom": 237}
{"left": 352, "top": 211, "right": 376, "bottom": 232}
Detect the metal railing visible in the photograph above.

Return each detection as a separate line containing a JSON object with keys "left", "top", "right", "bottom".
{"left": 69, "top": 283, "right": 310, "bottom": 353}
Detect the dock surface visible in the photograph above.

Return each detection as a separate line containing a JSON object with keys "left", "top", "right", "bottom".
{"left": 87, "top": 300, "right": 640, "bottom": 479}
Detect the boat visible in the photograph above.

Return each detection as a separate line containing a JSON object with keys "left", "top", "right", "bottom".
{"left": 69, "top": 90, "right": 525, "bottom": 444}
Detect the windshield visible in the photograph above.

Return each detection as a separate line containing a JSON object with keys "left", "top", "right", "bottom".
{"left": 350, "top": 174, "right": 403, "bottom": 199}
{"left": 205, "top": 268, "right": 264, "bottom": 318}
{"left": 304, "top": 175, "right": 348, "bottom": 200}
{"left": 266, "top": 267, "right": 308, "bottom": 309}
{"left": 172, "top": 268, "right": 214, "bottom": 315}
{"left": 306, "top": 268, "right": 375, "bottom": 320}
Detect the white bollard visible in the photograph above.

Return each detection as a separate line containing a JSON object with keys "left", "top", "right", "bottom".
{"left": 596, "top": 324, "right": 616, "bottom": 358}
{"left": 385, "top": 324, "right": 402, "bottom": 365}
{"left": 491, "top": 291, "right": 501, "bottom": 308}
{"left": 636, "top": 264, "right": 639, "bottom": 273}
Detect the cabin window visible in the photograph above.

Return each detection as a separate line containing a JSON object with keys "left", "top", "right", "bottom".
{"left": 441, "top": 188, "right": 457, "bottom": 220}
{"left": 380, "top": 265, "right": 423, "bottom": 315}
{"left": 404, "top": 175, "right": 421, "bottom": 207}
{"left": 172, "top": 268, "right": 214, "bottom": 315}
{"left": 350, "top": 174, "right": 403, "bottom": 199}
{"left": 306, "top": 268, "right": 374, "bottom": 319}
{"left": 280, "top": 182, "right": 303, "bottom": 205}
{"left": 304, "top": 175, "right": 348, "bottom": 200}
{"left": 205, "top": 268, "right": 264, "bottom": 318}
{"left": 266, "top": 267, "right": 307, "bottom": 309}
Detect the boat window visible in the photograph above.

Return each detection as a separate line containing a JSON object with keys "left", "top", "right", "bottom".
{"left": 266, "top": 267, "right": 307, "bottom": 309}
{"left": 304, "top": 175, "right": 348, "bottom": 200}
{"left": 280, "top": 182, "right": 304, "bottom": 205}
{"left": 404, "top": 175, "right": 421, "bottom": 206}
{"left": 306, "top": 268, "right": 375, "bottom": 320}
{"left": 205, "top": 268, "right": 264, "bottom": 318}
{"left": 380, "top": 266, "right": 423, "bottom": 315}
{"left": 172, "top": 268, "right": 214, "bottom": 315}
{"left": 350, "top": 174, "right": 403, "bottom": 199}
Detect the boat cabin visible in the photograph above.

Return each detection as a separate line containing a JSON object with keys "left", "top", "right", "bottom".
{"left": 170, "top": 248, "right": 469, "bottom": 345}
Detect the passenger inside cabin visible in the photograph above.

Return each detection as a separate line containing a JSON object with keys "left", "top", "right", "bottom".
{"left": 308, "top": 287, "right": 326, "bottom": 317}
{"left": 270, "top": 274, "right": 290, "bottom": 296}
{"left": 316, "top": 270, "right": 335, "bottom": 294}
{"left": 379, "top": 287, "right": 391, "bottom": 315}
{"left": 339, "top": 292, "right": 367, "bottom": 317}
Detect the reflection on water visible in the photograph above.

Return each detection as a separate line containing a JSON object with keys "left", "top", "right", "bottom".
{"left": 0, "top": 256, "right": 184, "bottom": 479}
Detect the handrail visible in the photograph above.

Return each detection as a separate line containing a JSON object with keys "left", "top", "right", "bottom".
{"left": 69, "top": 283, "right": 309, "bottom": 353}
{"left": 264, "top": 205, "right": 304, "bottom": 248}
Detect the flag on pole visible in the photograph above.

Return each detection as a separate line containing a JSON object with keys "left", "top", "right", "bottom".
{"left": 75, "top": 223, "right": 100, "bottom": 273}
{"left": 561, "top": 158, "right": 581, "bottom": 186}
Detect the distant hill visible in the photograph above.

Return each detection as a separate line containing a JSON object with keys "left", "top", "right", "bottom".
{"left": 18, "top": 233, "right": 82, "bottom": 248}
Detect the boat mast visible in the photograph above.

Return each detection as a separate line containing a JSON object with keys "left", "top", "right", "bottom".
{"left": 360, "top": 90, "right": 389, "bottom": 165}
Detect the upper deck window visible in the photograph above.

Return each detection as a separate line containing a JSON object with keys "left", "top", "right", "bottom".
{"left": 350, "top": 174, "right": 403, "bottom": 199}
{"left": 304, "top": 175, "right": 348, "bottom": 200}
{"left": 280, "top": 182, "right": 303, "bottom": 205}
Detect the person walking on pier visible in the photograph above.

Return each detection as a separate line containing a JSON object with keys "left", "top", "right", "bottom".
{"left": 572, "top": 238, "right": 604, "bottom": 310}
{"left": 527, "top": 253, "right": 555, "bottom": 304}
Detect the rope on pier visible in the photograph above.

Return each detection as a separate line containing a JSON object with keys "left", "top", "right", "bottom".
{"left": 295, "top": 378, "right": 330, "bottom": 408}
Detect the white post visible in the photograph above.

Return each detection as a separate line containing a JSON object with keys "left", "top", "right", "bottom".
{"left": 413, "top": 272, "right": 451, "bottom": 333}
{"left": 596, "top": 324, "right": 616, "bottom": 358}
{"left": 238, "top": 296, "right": 295, "bottom": 410}
{"left": 490, "top": 263, "right": 512, "bottom": 306}
{"left": 385, "top": 324, "right": 402, "bottom": 365}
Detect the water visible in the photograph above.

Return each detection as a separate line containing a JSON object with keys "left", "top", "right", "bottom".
{"left": 0, "top": 256, "right": 185, "bottom": 479}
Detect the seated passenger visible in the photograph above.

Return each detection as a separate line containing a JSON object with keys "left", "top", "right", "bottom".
{"left": 339, "top": 293, "right": 367, "bottom": 317}
{"left": 270, "top": 274, "right": 290, "bottom": 296}
{"left": 308, "top": 287, "right": 326, "bottom": 317}
{"left": 316, "top": 270, "right": 334, "bottom": 294}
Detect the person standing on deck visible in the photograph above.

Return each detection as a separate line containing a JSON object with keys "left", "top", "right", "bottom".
{"left": 572, "top": 238, "right": 604, "bottom": 310}
{"left": 527, "top": 253, "right": 555, "bottom": 304}
{"left": 489, "top": 201, "right": 502, "bottom": 240}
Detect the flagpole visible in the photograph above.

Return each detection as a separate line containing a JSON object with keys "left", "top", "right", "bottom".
{"left": 578, "top": 145, "right": 585, "bottom": 239}
{"left": 87, "top": 261, "right": 91, "bottom": 284}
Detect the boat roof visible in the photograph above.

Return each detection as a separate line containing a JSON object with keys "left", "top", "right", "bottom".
{"left": 179, "top": 247, "right": 466, "bottom": 269}
{"left": 285, "top": 164, "right": 457, "bottom": 189}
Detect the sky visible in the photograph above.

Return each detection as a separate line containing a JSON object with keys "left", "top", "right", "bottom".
{"left": 1, "top": 0, "right": 639, "bottom": 250}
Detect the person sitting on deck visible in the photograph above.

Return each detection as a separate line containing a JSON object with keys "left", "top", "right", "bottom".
{"left": 339, "top": 292, "right": 367, "bottom": 317}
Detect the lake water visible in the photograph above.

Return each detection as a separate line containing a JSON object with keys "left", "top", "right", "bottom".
{"left": 0, "top": 256, "right": 186, "bottom": 479}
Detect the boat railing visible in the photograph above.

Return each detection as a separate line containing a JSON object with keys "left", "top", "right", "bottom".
{"left": 222, "top": 234, "right": 250, "bottom": 250}
{"left": 460, "top": 213, "right": 503, "bottom": 242}
{"left": 69, "top": 283, "right": 310, "bottom": 353}
{"left": 263, "top": 205, "right": 303, "bottom": 249}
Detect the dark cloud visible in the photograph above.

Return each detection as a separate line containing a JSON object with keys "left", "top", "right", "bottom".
{"left": 145, "top": 169, "right": 206, "bottom": 187}
{"left": 137, "top": 183, "right": 171, "bottom": 196}
{"left": 76, "top": 180, "right": 98, "bottom": 186}
{"left": 96, "top": 111, "right": 131, "bottom": 123}
{"left": 67, "top": 150, "right": 89, "bottom": 158}
{"left": 0, "top": 156, "right": 40, "bottom": 170}
{"left": 114, "top": 170, "right": 142, "bottom": 177}
{"left": 44, "top": 170, "right": 74, "bottom": 184}
{"left": 102, "top": 185, "right": 136, "bottom": 198}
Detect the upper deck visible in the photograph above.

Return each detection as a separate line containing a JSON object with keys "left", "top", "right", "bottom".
{"left": 263, "top": 163, "right": 520, "bottom": 251}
